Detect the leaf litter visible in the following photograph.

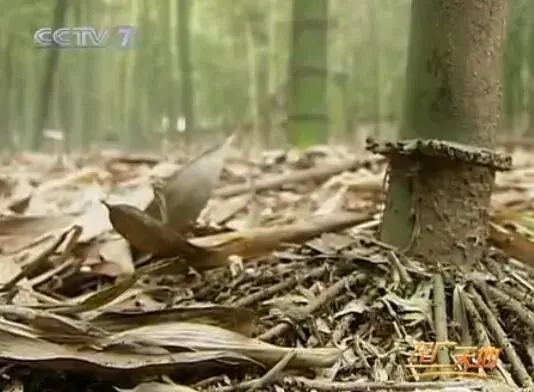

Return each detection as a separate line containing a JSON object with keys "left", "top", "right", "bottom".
{"left": 0, "top": 142, "right": 532, "bottom": 392}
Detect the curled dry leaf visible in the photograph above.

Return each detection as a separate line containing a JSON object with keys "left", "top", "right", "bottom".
{"left": 90, "top": 305, "right": 258, "bottom": 336}
{"left": 103, "top": 201, "right": 210, "bottom": 259}
{"left": 73, "top": 186, "right": 156, "bottom": 244}
{"left": 97, "top": 322, "right": 340, "bottom": 369}
{"left": 145, "top": 134, "right": 235, "bottom": 232}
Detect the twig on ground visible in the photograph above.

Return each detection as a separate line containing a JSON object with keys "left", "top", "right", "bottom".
{"left": 453, "top": 284, "right": 473, "bottom": 345}
{"left": 212, "top": 350, "right": 296, "bottom": 392}
{"left": 331, "top": 313, "right": 354, "bottom": 345}
{"left": 245, "top": 350, "right": 296, "bottom": 391}
{"left": 468, "top": 287, "right": 534, "bottom": 388}
{"left": 460, "top": 289, "right": 516, "bottom": 386}
{"left": 432, "top": 273, "right": 449, "bottom": 375}
{"left": 1, "top": 229, "right": 73, "bottom": 291}
{"left": 288, "top": 377, "right": 486, "bottom": 391}
{"left": 230, "top": 265, "right": 328, "bottom": 308}
{"left": 353, "top": 234, "right": 433, "bottom": 278}
{"left": 508, "top": 271, "right": 534, "bottom": 295}
{"left": 192, "top": 375, "right": 226, "bottom": 390}
{"left": 258, "top": 271, "right": 365, "bottom": 342}
{"left": 479, "top": 282, "right": 534, "bottom": 331}
{"left": 498, "top": 281, "right": 534, "bottom": 311}
{"left": 387, "top": 251, "right": 412, "bottom": 285}
{"left": 353, "top": 334, "right": 372, "bottom": 370}
{"left": 332, "top": 286, "right": 379, "bottom": 347}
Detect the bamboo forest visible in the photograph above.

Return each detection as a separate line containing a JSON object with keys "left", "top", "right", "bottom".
{"left": 0, "top": 1, "right": 534, "bottom": 392}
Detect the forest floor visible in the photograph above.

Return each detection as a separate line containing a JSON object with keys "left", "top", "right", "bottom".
{"left": 0, "top": 139, "right": 532, "bottom": 392}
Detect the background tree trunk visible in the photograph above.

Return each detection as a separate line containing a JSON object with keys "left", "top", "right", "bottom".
{"left": 288, "top": 0, "right": 329, "bottom": 146}
{"left": 502, "top": 2, "right": 526, "bottom": 134}
{"left": 178, "top": 0, "right": 195, "bottom": 142}
{"left": 1, "top": 36, "right": 13, "bottom": 151}
{"left": 527, "top": 1, "right": 534, "bottom": 135}
{"left": 379, "top": 0, "right": 509, "bottom": 268}
{"left": 31, "top": 0, "right": 69, "bottom": 149}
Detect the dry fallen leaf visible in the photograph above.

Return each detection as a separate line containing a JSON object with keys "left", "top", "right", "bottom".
{"left": 73, "top": 186, "right": 156, "bottom": 244}
{"left": 0, "top": 214, "right": 74, "bottom": 254}
{"left": 489, "top": 221, "right": 534, "bottom": 268}
{"left": 52, "top": 274, "right": 140, "bottom": 314}
{"left": 73, "top": 201, "right": 114, "bottom": 243}
{"left": 90, "top": 305, "right": 258, "bottom": 336}
{"left": 0, "top": 305, "right": 102, "bottom": 344}
{"left": 97, "top": 321, "right": 340, "bottom": 369}
{"left": 0, "top": 225, "right": 79, "bottom": 290}
{"left": 145, "top": 135, "right": 235, "bottom": 232}
{"left": 0, "top": 329, "right": 256, "bottom": 374}
{"left": 96, "top": 235, "right": 135, "bottom": 276}
{"left": 5, "top": 144, "right": 534, "bottom": 391}
{"left": 104, "top": 201, "right": 210, "bottom": 259}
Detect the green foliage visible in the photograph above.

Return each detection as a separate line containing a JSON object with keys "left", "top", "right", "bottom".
{"left": 0, "top": 0, "right": 531, "bottom": 150}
